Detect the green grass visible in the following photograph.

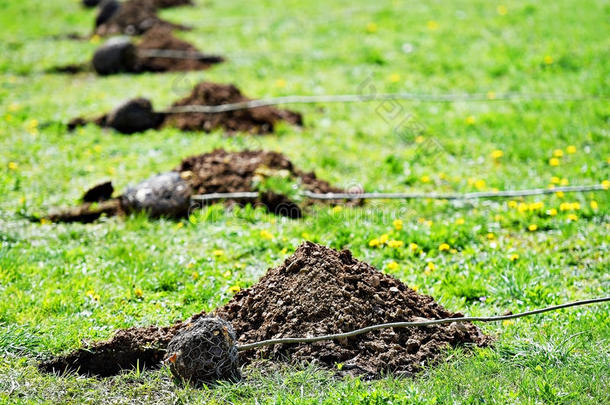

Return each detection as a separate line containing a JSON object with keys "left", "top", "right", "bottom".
{"left": 1, "top": 0, "right": 609, "bottom": 403}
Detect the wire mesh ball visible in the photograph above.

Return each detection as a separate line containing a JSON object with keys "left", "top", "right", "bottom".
{"left": 165, "top": 317, "right": 241, "bottom": 385}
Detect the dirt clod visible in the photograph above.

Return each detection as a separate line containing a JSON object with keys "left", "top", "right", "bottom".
{"left": 40, "top": 242, "right": 490, "bottom": 378}
{"left": 165, "top": 82, "right": 303, "bottom": 134}
{"left": 82, "top": 181, "right": 114, "bottom": 203}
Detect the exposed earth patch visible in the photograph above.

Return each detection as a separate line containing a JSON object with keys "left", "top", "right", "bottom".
{"left": 67, "top": 82, "right": 302, "bottom": 134}
{"left": 40, "top": 242, "right": 490, "bottom": 378}
{"left": 44, "top": 150, "right": 353, "bottom": 223}
{"left": 94, "top": 0, "right": 190, "bottom": 36}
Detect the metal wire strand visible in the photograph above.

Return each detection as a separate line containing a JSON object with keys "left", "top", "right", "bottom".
{"left": 237, "top": 297, "right": 610, "bottom": 351}
{"left": 189, "top": 184, "right": 607, "bottom": 203}
{"left": 163, "top": 92, "right": 607, "bottom": 114}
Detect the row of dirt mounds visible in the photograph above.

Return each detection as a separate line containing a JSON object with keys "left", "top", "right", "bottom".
{"left": 94, "top": 0, "right": 190, "bottom": 37}
{"left": 68, "top": 82, "right": 302, "bottom": 135}
{"left": 50, "top": 27, "right": 224, "bottom": 75}
{"left": 40, "top": 242, "right": 491, "bottom": 378}
{"left": 45, "top": 150, "right": 353, "bottom": 223}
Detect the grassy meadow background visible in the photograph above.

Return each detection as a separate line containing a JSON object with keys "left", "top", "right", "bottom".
{"left": 0, "top": 0, "right": 609, "bottom": 403}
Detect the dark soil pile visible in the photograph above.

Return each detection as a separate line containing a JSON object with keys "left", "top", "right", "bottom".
{"left": 95, "top": 0, "right": 189, "bottom": 36}
{"left": 67, "top": 82, "right": 301, "bottom": 135}
{"left": 176, "top": 149, "right": 344, "bottom": 197}
{"left": 40, "top": 242, "right": 490, "bottom": 378}
{"left": 49, "top": 28, "right": 223, "bottom": 76}
{"left": 45, "top": 150, "right": 353, "bottom": 223}
{"left": 135, "top": 26, "right": 224, "bottom": 72}
{"left": 84, "top": 0, "right": 192, "bottom": 8}
{"left": 165, "top": 82, "right": 303, "bottom": 134}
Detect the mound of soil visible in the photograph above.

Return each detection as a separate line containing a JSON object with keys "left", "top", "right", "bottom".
{"left": 45, "top": 150, "right": 354, "bottom": 223}
{"left": 50, "top": 28, "right": 223, "bottom": 76}
{"left": 68, "top": 82, "right": 301, "bottom": 135}
{"left": 84, "top": 0, "right": 192, "bottom": 8}
{"left": 40, "top": 242, "right": 490, "bottom": 378}
{"left": 135, "top": 26, "right": 224, "bottom": 72}
{"left": 165, "top": 82, "right": 303, "bottom": 134}
{"left": 95, "top": 0, "right": 189, "bottom": 36}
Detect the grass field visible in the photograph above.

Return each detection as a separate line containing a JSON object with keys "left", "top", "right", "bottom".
{"left": 1, "top": 0, "right": 609, "bottom": 403}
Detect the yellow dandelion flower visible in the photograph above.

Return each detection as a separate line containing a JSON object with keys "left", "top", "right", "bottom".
{"left": 192, "top": 272, "right": 199, "bottom": 280}
{"left": 388, "top": 73, "right": 401, "bottom": 83}
{"left": 528, "top": 224, "right": 538, "bottom": 232}
{"left": 601, "top": 180, "right": 610, "bottom": 190}
{"left": 393, "top": 219, "right": 403, "bottom": 230}
{"left": 366, "top": 22, "right": 378, "bottom": 33}
{"left": 281, "top": 247, "right": 288, "bottom": 255}
{"left": 497, "top": 5, "right": 508, "bottom": 15}
{"left": 332, "top": 205, "right": 343, "bottom": 214}
{"left": 547, "top": 208, "right": 558, "bottom": 216}
{"left": 387, "top": 261, "right": 399, "bottom": 271}
{"left": 222, "top": 270, "right": 231, "bottom": 278}
{"left": 571, "top": 202, "right": 581, "bottom": 210}
{"left": 40, "top": 218, "right": 51, "bottom": 225}
{"left": 566, "top": 145, "right": 577, "bottom": 154}
{"left": 517, "top": 202, "right": 528, "bottom": 213}
{"left": 439, "top": 243, "right": 450, "bottom": 252}
{"left": 474, "top": 179, "right": 486, "bottom": 190}
{"left": 553, "top": 149, "right": 564, "bottom": 158}
{"left": 411, "top": 285, "right": 419, "bottom": 292}
{"left": 388, "top": 240, "right": 404, "bottom": 248}
{"left": 228, "top": 285, "right": 241, "bottom": 293}
{"left": 502, "top": 320, "right": 514, "bottom": 327}
{"left": 551, "top": 176, "right": 560, "bottom": 185}
{"left": 213, "top": 249, "right": 225, "bottom": 257}
{"left": 543, "top": 55, "right": 554, "bottom": 65}
{"left": 260, "top": 229, "right": 274, "bottom": 240}
{"left": 549, "top": 158, "right": 560, "bottom": 166}
{"left": 487, "top": 233, "right": 495, "bottom": 240}
{"left": 455, "top": 218, "right": 465, "bottom": 225}
{"left": 426, "top": 20, "right": 439, "bottom": 30}
{"left": 508, "top": 200, "right": 518, "bottom": 209}
{"left": 426, "top": 262, "right": 436, "bottom": 271}
{"left": 590, "top": 200, "right": 598, "bottom": 210}
{"left": 90, "top": 34, "right": 101, "bottom": 44}
{"left": 409, "top": 242, "right": 419, "bottom": 251}
{"left": 559, "top": 202, "right": 570, "bottom": 211}
{"left": 8, "top": 162, "right": 18, "bottom": 170}
{"left": 379, "top": 234, "right": 389, "bottom": 244}
{"left": 415, "top": 136, "right": 425, "bottom": 144}
{"left": 421, "top": 175, "right": 431, "bottom": 183}
{"left": 555, "top": 191, "right": 564, "bottom": 198}
{"left": 134, "top": 288, "right": 143, "bottom": 298}
{"left": 86, "top": 289, "right": 95, "bottom": 298}
{"left": 567, "top": 214, "right": 578, "bottom": 221}
{"left": 509, "top": 254, "right": 519, "bottom": 261}
{"left": 369, "top": 238, "right": 381, "bottom": 248}
{"left": 465, "top": 116, "right": 476, "bottom": 125}
{"left": 490, "top": 150, "right": 504, "bottom": 159}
